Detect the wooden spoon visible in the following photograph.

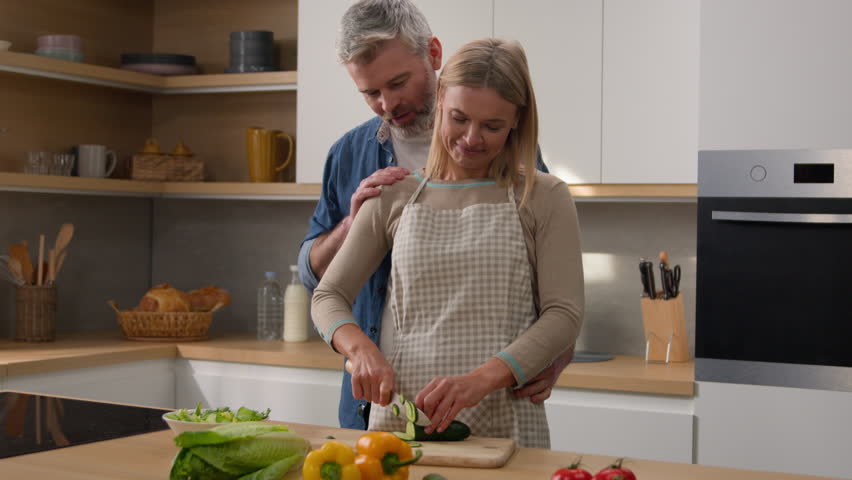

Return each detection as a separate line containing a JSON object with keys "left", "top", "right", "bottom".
{"left": 7, "top": 256, "right": 25, "bottom": 284}
{"left": 8, "top": 242, "right": 33, "bottom": 285}
{"left": 54, "top": 223, "right": 74, "bottom": 255}
{"left": 54, "top": 250, "right": 68, "bottom": 281}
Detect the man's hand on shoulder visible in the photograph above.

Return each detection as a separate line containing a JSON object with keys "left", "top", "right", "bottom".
{"left": 349, "top": 166, "right": 410, "bottom": 219}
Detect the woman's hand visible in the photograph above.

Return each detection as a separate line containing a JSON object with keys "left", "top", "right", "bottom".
{"left": 348, "top": 350, "right": 395, "bottom": 406}
{"left": 333, "top": 324, "right": 396, "bottom": 406}
{"left": 415, "top": 358, "right": 514, "bottom": 434}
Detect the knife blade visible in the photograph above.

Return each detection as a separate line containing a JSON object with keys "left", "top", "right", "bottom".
{"left": 344, "top": 360, "right": 431, "bottom": 426}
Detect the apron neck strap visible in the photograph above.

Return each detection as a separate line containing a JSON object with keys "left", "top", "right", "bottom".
{"left": 506, "top": 181, "right": 517, "bottom": 206}
{"left": 407, "top": 174, "right": 430, "bottom": 205}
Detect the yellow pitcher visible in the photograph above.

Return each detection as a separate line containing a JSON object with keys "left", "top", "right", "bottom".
{"left": 246, "top": 127, "right": 294, "bottom": 182}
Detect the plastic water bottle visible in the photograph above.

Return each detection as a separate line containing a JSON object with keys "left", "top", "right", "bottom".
{"left": 284, "top": 265, "right": 310, "bottom": 342}
{"left": 257, "top": 272, "right": 283, "bottom": 340}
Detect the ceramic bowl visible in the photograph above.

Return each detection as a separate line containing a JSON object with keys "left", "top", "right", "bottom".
{"left": 162, "top": 414, "right": 229, "bottom": 435}
{"left": 0, "top": 40, "right": 11, "bottom": 51}
{"left": 230, "top": 30, "right": 273, "bottom": 42}
{"left": 37, "top": 34, "right": 82, "bottom": 50}
{"left": 121, "top": 63, "right": 196, "bottom": 75}
{"left": 162, "top": 412, "right": 272, "bottom": 435}
{"left": 35, "top": 48, "right": 84, "bottom": 62}
{"left": 121, "top": 53, "right": 196, "bottom": 66}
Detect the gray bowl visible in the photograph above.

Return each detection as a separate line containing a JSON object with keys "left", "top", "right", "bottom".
{"left": 225, "top": 64, "right": 278, "bottom": 73}
{"left": 229, "top": 31, "right": 273, "bottom": 41}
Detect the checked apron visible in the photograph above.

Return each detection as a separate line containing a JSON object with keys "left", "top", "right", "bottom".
{"left": 368, "top": 175, "right": 550, "bottom": 448}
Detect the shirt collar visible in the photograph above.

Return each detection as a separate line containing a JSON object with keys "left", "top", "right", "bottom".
{"left": 376, "top": 120, "right": 391, "bottom": 144}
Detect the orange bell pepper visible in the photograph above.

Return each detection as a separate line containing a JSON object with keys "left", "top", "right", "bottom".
{"left": 354, "top": 432, "right": 422, "bottom": 480}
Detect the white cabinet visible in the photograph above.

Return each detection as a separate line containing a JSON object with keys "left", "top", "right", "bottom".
{"left": 175, "top": 359, "right": 343, "bottom": 427}
{"left": 5, "top": 359, "right": 175, "bottom": 409}
{"left": 494, "top": 0, "right": 698, "bottom": 184}
{"left": 700, "top": 0, "right": 852, "bottom": 150}
{"left": 296, "top": 0, "right": 492, "bottom": 184}
{"left": 546, "top": 387, "right": 694, "bottom": 463}
{"left": 494, "top": 0, "right": 603, "bottom": 184}
{"left": 695, "top": 381, "right": 852, "bottom": 479}
{"left": 601, "top": 0, "right": 699, "bottom": 183}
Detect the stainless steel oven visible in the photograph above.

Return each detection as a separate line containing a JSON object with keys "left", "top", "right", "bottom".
{"left": 696, "top": 150, "right": 852, "bottom": 392}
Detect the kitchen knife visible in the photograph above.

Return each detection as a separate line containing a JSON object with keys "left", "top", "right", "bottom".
{"left": 344, "top": 359, "right": 431, "bottom": 426}
{"left": 639, "top": 259, "right": 656, "bottom": 299}
{"left": 660, "top": 263, "right": 671, "bottom": 300}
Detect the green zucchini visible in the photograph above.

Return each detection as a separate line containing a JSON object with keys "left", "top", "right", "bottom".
{"left": 413, "top": 420, "right": 471, "bottom": 442}
{"left": 392, "top": 421, "right": 417, "bottom": 441}
{"left": 392, "top": 404, "right": 400, "bottom": 417}
{"left": 405, "top": 400, "right": 418, "bottom": 423}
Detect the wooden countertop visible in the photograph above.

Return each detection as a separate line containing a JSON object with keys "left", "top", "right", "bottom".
{"left": 0, "top": 332, "right": 693, "bottom": 396}
{"left": 0, "top": 422, "right": 836, "bottom": 480}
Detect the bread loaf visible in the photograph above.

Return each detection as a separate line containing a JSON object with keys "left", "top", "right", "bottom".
{"left": 137, "top": 284, "right": 191, "bottom": 312}
{"left": 188, "top": 286, "right": 231, "bottom": 312}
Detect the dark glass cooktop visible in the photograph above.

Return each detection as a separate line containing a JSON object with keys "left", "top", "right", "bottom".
{"left": 0, "top": 391, "right": 169, "bottom": 459}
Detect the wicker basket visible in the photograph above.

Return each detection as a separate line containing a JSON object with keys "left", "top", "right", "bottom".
{"left": 16, "top": 285, "right": 57, "bottom": 342}
{"left": 132, "top": 154, "right": 204, "bottom": 181}
{"left": 108, "top": 301, "right": 223, "bottom": 342}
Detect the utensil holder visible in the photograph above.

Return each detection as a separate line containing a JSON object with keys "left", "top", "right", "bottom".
{"left": 15, "top": 285, "right": 57, "bottom": 342}
{"left": 640, "top": 293, "right": 688, "bottom": 363}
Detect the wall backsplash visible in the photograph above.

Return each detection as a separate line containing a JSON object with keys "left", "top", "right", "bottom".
{"left": 151, "top": 199, "right": 318, "bottom": 334}
{"left": 0, "top": 191, "right": 152, "bottom": 339}
{"left": 576, "top": 202, "right": 697, "bottom": 357}
{"left": 2, "top": 192, "right": 696, "bottom": 358}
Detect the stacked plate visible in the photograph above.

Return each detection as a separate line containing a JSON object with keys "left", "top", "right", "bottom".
{"left": 226, "top": 30, "right": 277, "bottom": 73}
{"left": 120, "top": 53, "right": 197, "bottom": 75}
{"left": 36, "top": 35, "right": 83, "bottom": 62}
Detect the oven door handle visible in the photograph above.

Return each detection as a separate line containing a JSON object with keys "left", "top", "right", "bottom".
{"left": 712, "top": 211, "right": 852, "bottom": 224}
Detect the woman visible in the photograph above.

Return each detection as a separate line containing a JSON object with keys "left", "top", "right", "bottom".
{"left": 312, "top": 38, "right": 584, "bottom": 448}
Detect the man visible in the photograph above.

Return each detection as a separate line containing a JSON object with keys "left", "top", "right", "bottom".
{"left": 298, "top": 0, "right": 574, "bottom": 430}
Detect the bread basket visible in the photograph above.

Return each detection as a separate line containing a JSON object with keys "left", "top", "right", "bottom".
{"left": 108, "top": 300, "right": 224, "bottom": 341}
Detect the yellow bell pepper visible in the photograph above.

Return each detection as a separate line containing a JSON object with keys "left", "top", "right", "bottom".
{"left": 354, "top": 432, "right": 423, "bottom": 480}
{"left": 303, "top": 440, "right": 362, "bottom": 480}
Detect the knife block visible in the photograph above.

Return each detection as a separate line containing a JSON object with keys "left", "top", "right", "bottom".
{"left": 640, "top": 293, "right": 689, "bottom": 363}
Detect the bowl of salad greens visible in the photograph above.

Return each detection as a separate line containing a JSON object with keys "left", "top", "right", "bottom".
{"left": 163, "top": 402, "right": 272, "bottom": 434}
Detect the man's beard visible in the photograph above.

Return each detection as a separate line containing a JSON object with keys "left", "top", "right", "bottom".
{"left": 385, "top": 71, "right": 437, "bottom": 139}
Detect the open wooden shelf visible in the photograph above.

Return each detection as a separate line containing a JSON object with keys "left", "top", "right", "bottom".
{"left": 0, "top": 172, "right": 696, "bottom": 201}
{"left": 0, "top": 172, "right": 320, "bottom": 200}
{"left": 0, "top": 51, "right": 297, "bottom": 94}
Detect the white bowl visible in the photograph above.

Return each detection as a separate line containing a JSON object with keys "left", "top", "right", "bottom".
{"left": 0, "top": 40, "right": 11, "bottom": 51}
{"left": 162, "top": 413, "right": 232, "bottom": 435}
{"left": 162, "top": 412, "right": 273, "bottom": 435}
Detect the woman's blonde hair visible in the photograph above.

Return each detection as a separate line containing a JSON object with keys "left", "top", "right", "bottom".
{"left": 426, "top": 38, "right": 539, "bottom": 206}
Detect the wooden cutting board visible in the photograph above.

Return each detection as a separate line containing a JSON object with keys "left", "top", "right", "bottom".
{"left": 295, "top": 424, "right": 517, "bottom": 469}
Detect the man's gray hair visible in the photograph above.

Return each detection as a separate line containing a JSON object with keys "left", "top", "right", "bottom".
{"left": 337, "top": 0, "right": 432, "bottom": 64}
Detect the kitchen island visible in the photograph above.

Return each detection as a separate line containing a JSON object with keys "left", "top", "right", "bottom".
{"left": 0, "top": 418, "right": 838, "bottom": 480}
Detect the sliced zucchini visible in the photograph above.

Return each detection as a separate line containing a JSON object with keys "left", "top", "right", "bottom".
{"left": 391, "top": 404, "right": 400, "bottom": 417}
{"left": 404, "top": 400, "right": 418, "bottom": 423}
{"left": 392, "top": 418, "right": 417, "bottom": 441}
{"left": 413, "top": 420, "right": 471, "bottom": 442}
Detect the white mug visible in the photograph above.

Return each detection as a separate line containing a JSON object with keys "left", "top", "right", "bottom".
{"left": 78, "top": 144, "right": 117, "bottom": 178}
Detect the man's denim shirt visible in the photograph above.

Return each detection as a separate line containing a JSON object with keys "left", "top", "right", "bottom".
{"left": 298, "top": 116, "right": 394, "bottom": 430}
{"left": 298, "top": 115, "right": 548, "bottom": 430}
